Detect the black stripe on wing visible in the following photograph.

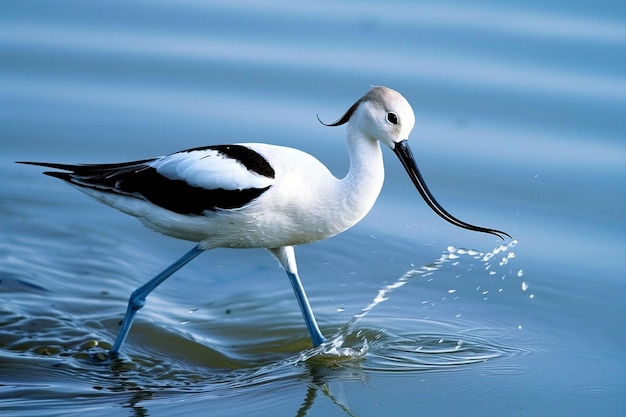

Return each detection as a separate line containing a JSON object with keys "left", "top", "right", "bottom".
{"left": 185, "top": 145, "right": 275, "bottom": 179}
{"left": 18, "top": 158, "right": 271, "bottom": 215}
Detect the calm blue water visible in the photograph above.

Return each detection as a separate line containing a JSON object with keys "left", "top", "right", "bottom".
{"left": 1, "top": 1, "right": 625, "bottom": 416}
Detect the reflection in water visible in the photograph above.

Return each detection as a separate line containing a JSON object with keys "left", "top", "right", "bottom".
{"left": 296, "top": 362, "right": 358, "bottom": 417}
{"left": 122, "top": 390, "right": 152, "bottom": 417}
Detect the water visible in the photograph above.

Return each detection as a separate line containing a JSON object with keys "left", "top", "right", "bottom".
{"left": 1, "top": 1, "right": 625, "bottom": 416}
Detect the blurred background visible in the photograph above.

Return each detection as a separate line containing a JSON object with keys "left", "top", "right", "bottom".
{"left": 1, "top": 1, "right": 624, "bottom": 416}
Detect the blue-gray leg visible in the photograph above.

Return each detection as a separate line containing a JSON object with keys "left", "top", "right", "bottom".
{"left": 267, "top": 246, "right": 327, "bottom": 347}
{"left": 109, "top": 244, "right": 205, "bottom": 355}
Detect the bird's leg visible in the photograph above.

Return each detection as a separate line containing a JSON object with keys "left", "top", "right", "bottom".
{"left": 267, "top": 246, "right": 327, "bottom": 347}
{"left": 287, "top": 269, "right": 327, "bottom": 347}
{"left": 109, "top": 244, "right": 205, "bottom": 356}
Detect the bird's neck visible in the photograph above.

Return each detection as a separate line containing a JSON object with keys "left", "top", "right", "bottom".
{"left": 337, "top": 131, "right": 385, "bottom": 226}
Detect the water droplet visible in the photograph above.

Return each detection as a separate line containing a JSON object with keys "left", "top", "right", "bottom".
{"left": 521, "top": 281, "right": 529, "bottom": 291}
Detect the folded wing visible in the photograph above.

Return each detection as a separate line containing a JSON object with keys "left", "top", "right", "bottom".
{"left": 19, "top": 145, "right": 275, "bottom": 215}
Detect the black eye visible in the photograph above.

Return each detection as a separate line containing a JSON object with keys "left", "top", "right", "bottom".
{"left": 387, "top": 112, "right": 398, "bottom": 124}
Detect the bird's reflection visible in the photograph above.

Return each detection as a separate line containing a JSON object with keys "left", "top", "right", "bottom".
{"left": 294, "top": 358, "right": 365, "bottom": 417}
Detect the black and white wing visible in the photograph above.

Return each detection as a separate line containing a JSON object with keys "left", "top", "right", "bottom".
{"left": 19, "top": 145, "right": 276, "bottom": 215}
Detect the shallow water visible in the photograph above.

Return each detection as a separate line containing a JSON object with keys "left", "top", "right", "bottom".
{"left": 1, "top": 1, "right": 625, "bottom": 416}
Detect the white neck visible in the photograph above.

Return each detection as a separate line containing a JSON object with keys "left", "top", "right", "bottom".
{"left": 336, "top": 130, "right": 385, "bottom": 228}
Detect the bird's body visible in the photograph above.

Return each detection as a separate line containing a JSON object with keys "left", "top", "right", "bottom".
{"left": 39, "top": 140, "right": 383, "bottom": 249}
{"left": 19, "top": 86, "right": 509, "bottom": 357}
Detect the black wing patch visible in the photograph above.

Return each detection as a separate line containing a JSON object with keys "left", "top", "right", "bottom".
{"left": 185, "top": 145, "right": 275, "bottom": 179}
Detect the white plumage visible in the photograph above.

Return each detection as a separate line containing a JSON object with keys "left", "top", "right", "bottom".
{"left": 151, "top": 147, "right": 274, "bottom": 191}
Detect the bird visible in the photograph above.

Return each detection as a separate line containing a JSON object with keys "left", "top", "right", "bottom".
{"left": 18, "top": 86, "right": 510, "bottom": 357}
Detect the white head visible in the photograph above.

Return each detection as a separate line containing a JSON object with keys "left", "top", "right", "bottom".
{"left": 321, "top": 86, "right": 415, "bottom": 149}
{"left": 354, "top": 86, "right": 416, "bottom": 148}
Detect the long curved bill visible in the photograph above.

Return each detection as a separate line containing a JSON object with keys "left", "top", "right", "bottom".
{"left": 393, "top": 140, "right": 511, "bottom": 240}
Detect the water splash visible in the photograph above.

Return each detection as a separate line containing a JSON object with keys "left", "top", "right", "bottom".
{"left": 338, "top": 239, "right": 518, "bottom": 338}
{"left": 301, "top": 239, "right": 522, "bottom": 370}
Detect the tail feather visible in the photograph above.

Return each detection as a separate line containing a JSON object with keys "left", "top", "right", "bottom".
{"left": 17, "top": 161, "right": 76, "bottom": 181}
{"left": 16, "top": 159, "right": 155, "bottom": 172}
{"left": 16, "top": 161, "right": 81, "bottom": 171}
{"left": 17, "top": 160, "right": 155, "bottom": 184}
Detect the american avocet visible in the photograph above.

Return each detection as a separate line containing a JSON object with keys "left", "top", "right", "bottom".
{"left": 19, "top": 86, "right": 510, "bottom": 356}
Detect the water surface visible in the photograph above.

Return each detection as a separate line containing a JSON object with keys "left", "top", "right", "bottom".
{"left": 1, "top": 1, "right": 625, "bottom": 416}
